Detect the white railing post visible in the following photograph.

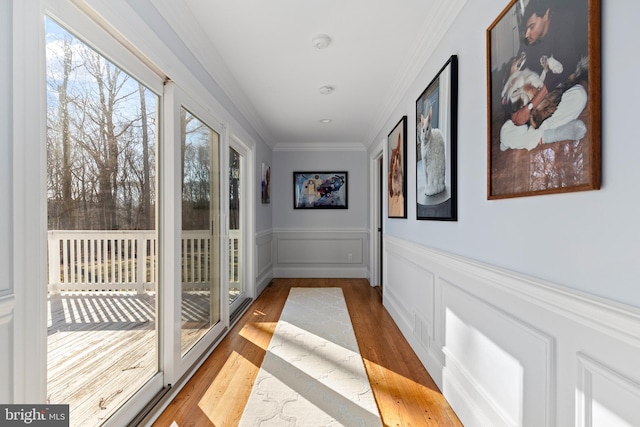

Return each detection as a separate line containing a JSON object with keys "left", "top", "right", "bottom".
{"left": 137, "top": 235, "right": 146, "bottom": 294}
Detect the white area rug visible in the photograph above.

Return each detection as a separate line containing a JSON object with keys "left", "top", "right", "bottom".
{"left": 239, "top": 287, "right": 382, "bottom": 426}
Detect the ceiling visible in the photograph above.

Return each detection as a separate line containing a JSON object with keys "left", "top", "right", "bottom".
{"left": 153, "top": 0, "right": 462, "bottom": 150}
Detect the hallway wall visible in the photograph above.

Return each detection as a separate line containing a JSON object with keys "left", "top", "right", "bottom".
{"left": 371, "top": 0, "right": 640, "bottom": 308}
{"left": 372, "top": 1, "right": 640, "bottom": 426}
{"left": 271, "top": 148, "right": 369, "bottom": 277}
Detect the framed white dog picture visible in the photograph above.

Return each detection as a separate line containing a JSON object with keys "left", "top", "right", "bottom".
{"left": 487, "top": 0, "right": 601, "bottom": 199}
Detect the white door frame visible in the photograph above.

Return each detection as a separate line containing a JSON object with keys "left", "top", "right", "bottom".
{"left": 369, "top": 140, "right": 385, "bottom": 287}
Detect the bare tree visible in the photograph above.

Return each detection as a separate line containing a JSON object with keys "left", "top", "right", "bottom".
{"left": 47, "top": 24, "right": 157, "bottom": 232}
{"left": 139, "top": 83, "right": 151, "bottom": 229}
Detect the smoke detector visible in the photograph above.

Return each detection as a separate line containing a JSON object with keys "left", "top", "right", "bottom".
{"left": 312, "top": 33, "right": 331, "bottom": 49}
{"left": 318, "top": 85, "right": 334, "bottom": 95}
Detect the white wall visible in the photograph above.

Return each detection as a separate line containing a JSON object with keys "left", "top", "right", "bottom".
{"left": 371, "top": 0, "right": 640, "bottom": 308}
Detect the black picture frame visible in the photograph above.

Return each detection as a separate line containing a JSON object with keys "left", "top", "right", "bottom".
{"left": 293, "top": 172, "right": 348, "bottom": 209}
{"left": 388, "top": 116, "right": 407, "bottom": 219}
{"left": 487, "top": 0, "right": 601, "bottom": 199}
{"left": 415, "top": 55, "right": 458, "bottom": 221}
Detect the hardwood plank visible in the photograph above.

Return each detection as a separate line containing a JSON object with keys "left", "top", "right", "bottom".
{"left": 153, "top": 278, "right": 462, "bottom": 426}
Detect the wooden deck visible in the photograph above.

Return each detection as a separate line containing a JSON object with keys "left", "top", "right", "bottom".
{"left": 47, "top": 290, "right": 212, "bottom": 426}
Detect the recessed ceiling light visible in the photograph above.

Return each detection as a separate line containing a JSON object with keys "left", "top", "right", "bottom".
{"left": 319, "top": 119, "right": 332, "bottom": 124}
{"left": 312, "top": 33, "right": 331, "bottom": 49}
{"left": 318, "top": 85, "right": 334, "bottom": 95}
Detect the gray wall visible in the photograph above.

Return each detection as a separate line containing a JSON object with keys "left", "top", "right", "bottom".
{"left": 372, "top": 0, "right": 640, "bottom": 307}
{"left": 272, "top": 149, "right": 368, "bottom": 230}
{"left": 270, "top": 149, "right": 369, "bottom": 277}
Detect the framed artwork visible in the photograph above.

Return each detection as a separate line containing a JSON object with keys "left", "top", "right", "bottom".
{"left": 261, "top": 163, "right": 271, "bottom": 204}
{"left": 293, "top": 172, "right": 348, "bottom": 209}
{"left": 415, "top": 55, "right": 458, "bottom": 221}
{"left": 487, "top": 0, "right": 601, "bottom": 199}
{"left": 388, "top": 116, "right": 407, "bottom": 218}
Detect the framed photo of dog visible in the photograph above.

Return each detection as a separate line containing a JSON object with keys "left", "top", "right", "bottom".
{"left": 415, "top": 55, "right": 458, "bottom": 221}
{"left": 293, "top": 171, "right": 348, "bottom": 209}
{"left": 388, "top": 116, "right": 407, "bottom": 218}
{"left": 487, "top": 0, "right": 601, "bottom": 199}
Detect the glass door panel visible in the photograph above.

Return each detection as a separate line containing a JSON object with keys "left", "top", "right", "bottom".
{"left": 180, "top": 108, "right": 220, "bottom": 356}
{"left": 45, "top": 16, "right": 159, "bottom": 425}
{"left": 229, "top": 148, "right": 242, "bottom": 306}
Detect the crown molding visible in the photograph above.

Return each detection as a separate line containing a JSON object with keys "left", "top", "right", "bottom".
{"left": 272, "top": 142, "right": 367, "bottom": 152}
{"left": 364, "top": 0, "right": 467, "bottom": 148}
{"left": 149, "top": 0, "right": 276, "bottom": 148}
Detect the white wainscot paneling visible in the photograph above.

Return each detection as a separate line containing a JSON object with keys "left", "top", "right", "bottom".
{"left": 383, "top": 235, "right": 640, "bottom": 427}
{"left": 443, "top": 282, "right": 553, "bottom": 427}
{"left": 255, "top": 229, "right": 273, "bottom": 294}
{"left": 273, "top": 229, "right": 367, "bottom": 278}
{"left": 384, "top": 248, "right": 434, "bottom": 354}
{"left": 577, "top": 353, "right": 640, "bottom": 427}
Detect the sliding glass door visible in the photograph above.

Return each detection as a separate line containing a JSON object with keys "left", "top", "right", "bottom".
{"left": 45, "top": 15, "right": 162, "bottom": 425}
{"left": 180, "top": 108, "right": 221, "bottom": 355}
{"left": 229, "top": 137, "right": 254, "bottom": 319}
{"left": 229, "top": 147, "right": 243, "bottom": 313}
{"left": 162, "top": 83, "right": 227, "bottom": 384}
{"left": 43, "top": 5, "right": 234, "bottom": 425}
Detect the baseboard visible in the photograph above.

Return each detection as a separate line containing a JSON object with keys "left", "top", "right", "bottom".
{"left": 273, "top": 266, "right": 368, "bottom": 278}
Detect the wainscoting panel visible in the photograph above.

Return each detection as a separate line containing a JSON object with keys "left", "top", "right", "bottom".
{"left": 576, "top": 353, "right": 640, "bottom": 427}
{"left": 273, "top": 229, "right": 368, "bottom": 278}
{"left": 383, "top": 235, "right": 640, "bottom": 427}
{"left": 255, "top": 229, "right": 273, "bottom": 295}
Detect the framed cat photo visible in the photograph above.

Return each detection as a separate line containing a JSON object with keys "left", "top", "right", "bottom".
{"left": 388, "top": 116, "right": 407, "bottom": 218}
{"left": 487, "top": 0, "right": 601, "bottom": 199}
{"left": 415, "top": 54, "right": 458, "bottom": 221}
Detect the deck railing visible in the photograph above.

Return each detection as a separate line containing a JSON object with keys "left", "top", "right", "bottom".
{"left": 47, "top": 230, "right": 241, "bottom": 293}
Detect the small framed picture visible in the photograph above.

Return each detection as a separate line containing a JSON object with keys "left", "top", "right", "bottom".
{"left": 293, "top": 172, "right": 348, "bottom": 209}
{"left": 415, "top": 55, "right": 458, "bottom": 221}
{"left": 388, "top": 116, "right": 407, "bottom": 219}
{"left": 261, "top": 163, "right": 270, "bottom": 204}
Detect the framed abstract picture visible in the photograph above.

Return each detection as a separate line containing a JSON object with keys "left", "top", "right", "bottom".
{"left": 415, "top": 55, "right": 458, "bottom": 221}
{"left": 487, "top": 0, "right": 601, "bottom": 199}
{"left": 388, "top": 116, "right": 407, "bottom": 218}
{"left": 293, "top": 172, "right": 348, "bottom": 209}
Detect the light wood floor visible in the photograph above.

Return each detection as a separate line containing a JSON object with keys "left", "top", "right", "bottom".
{"left": 153, "top": 278, "right": 462, "bottom": 427}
